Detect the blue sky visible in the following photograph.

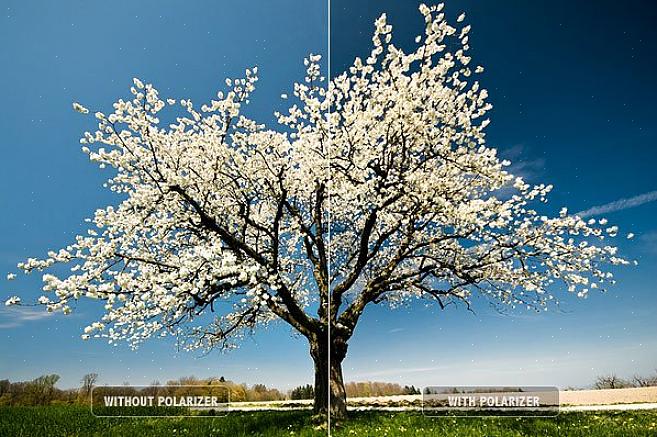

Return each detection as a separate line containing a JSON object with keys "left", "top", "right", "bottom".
{"left": 0, "top": 0, "right": 327, "bottom": 390}
{"left": 1, "top": 0, "right": 656, "bottom": 391}
{"left": 333, "top": 0, "right": 657, "bottom": 389}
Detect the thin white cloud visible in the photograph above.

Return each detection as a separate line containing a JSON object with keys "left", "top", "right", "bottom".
{"left": 639, "top": 231, "right": 657, "bottom": 255}
{"left": 576, "top": 190, "right": 657, "bottom": 218}
{"left": 349, "top": 365, "right": 449, "bottom": 379}
{"left": 500, "top": 144, "right": 545, "bottom": 182}
{"left": 0, "top": 322, "right": 20, "bottom": 329}
{"left": 0, "top": 306, "right": 53, "bottom": 329}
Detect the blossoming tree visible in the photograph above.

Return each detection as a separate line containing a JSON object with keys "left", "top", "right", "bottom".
{"left": 6, "top": 4, "right": 629, "bottom": 418}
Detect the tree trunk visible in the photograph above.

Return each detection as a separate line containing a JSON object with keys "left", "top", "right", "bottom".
{"left": 309, "top": 333, "right": 348, "bottom": 420}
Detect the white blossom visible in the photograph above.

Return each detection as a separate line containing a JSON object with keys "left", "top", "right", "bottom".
{"left": 5, "top": 296, "right": 20, "bottom": 306}
{"left": 72, "top": 102, "right": 89, "bottom": 114}
{"left": 6, "top": 5, "right": 630, "bottom": 356}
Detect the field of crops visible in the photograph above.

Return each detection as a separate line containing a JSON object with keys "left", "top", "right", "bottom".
{"left": 1, "top": 406, "right": 656, "bottom": 436}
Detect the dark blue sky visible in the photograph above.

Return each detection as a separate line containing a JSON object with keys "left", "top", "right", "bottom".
{"left": 333, "top": 0, "right": 657, "bottom": 389}
{"left": 1, "top": 0, "right": 656, "bottom": 390}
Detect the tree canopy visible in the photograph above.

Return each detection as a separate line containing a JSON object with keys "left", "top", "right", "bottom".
{"left": 4, "top": 3, "right": 632, "bottom": 417}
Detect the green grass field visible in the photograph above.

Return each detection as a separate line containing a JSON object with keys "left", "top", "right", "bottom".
{"left": 0, "top": 406, "right": 656, "bottom": 436}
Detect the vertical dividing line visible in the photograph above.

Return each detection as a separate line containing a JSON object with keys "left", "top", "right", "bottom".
{"left": 326, "top": 0, "right": 332, "bottom": 434}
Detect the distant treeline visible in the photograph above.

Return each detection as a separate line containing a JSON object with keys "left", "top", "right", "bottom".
{"left": 0, "top": 373, "right": 424, "bottom": 406}
{"left": 0, "top": 374, "right": 285, "bottom": 406}
{"left": 0, "top": 375, "right": 70, "bottom": 406}
{"left": 345, "top": 382, "right": 421, "bottom": 398}
{"left": 289, "top": 382, "right": 420, "bottom": 400}
{"left": 592, "top": 370, "right": 657, "bottom": 390}
{"left": 165, "top": 376, "right": 285, "bottom": 402}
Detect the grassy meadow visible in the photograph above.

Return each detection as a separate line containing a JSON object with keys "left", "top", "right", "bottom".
{"left": 0, "top": 406, "right": 656, "bottom": 436}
